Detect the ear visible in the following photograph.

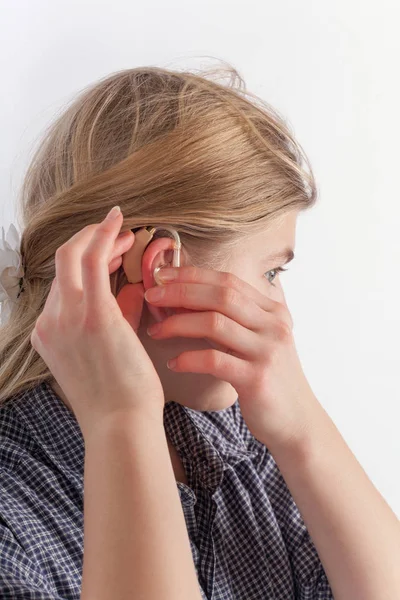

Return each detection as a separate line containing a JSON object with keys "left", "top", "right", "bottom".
{"left": 141, "top": 236, "right": 189, "bottom": 323}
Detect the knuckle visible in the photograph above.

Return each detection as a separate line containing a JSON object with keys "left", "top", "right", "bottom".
{"left": 274, "top": 319, "right": 292, "bottom": 342}
{"left": 206, "top": 349, "right": 224, "bottom": 371}
{"left": 218, "top": 286, "right": 237, "bottom": 306}
{"left": 34, "top": 315, "right": 45, "bottom": 336}
{"left": 82, "top": 224, "right": 97, "bottom": 233}
{"left": 81, "top": 249, "right": 100, "bottom": 270}
{"left": 178, "top": 282, "right": 191, "bottom": 303}
{"left": 55, "top": 244, "right": 71, "bottom": 263}
{"left": 209, "top": 311, "right": 225, "bottom": 334}
{"left": 30, "top": 327, "right": 38, "bottom": 350}
{"left": 221, "top": 271, "right": 237, "bottom": 288}
{"left": 96, "top": 217, "right": 114, "bottom": 230}
{"left": 276, "top": 303, "right": 292, "bottom": 326}
{"left": 32, "top": 315, "right": 47, "bottom": 345}
{"left": 185, "top": 266, "right": 200, "bottom": 281}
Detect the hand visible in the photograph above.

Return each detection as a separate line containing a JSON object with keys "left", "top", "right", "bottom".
{"left": 30, "top": 207, "right": 165, "bottom": 441}
{"left": 145, "top": 266, "right": 319, "bottom": 452}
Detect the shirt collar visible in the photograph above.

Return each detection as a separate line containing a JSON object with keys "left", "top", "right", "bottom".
{"left": 9, "top": 379, "right": 258, "bottom": 491}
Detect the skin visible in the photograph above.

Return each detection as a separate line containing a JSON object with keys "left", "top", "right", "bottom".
{"left": 52, "top": 209, "right": 299, "bottom": 478}
{"left": 39, "top": 208, "right": 203, "bottom": 600}
{"left": 138, "top": 209, "right": 298, "bottom": 413}
{"left": 49, "top": 208, "right": 400, "bottom": 597}
{"left": 133, "top": 210, "right": 400, "bottom": 598}
{"left": 54, "top": 211, "right": 298, "bottom": 414}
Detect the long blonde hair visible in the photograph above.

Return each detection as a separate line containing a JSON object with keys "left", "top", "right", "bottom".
{"left": 0, "top": 63, "right": 317, "bottom": 403}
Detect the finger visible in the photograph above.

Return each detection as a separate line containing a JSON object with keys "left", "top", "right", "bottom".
{"left": 167, "top": 348, "right": 251, "bottom": 393}
{"left": 147, "top": 311, "right": 260, "bottom": 359}
{"left": 156, "top": 266, "right": 282, "bottom": 314}
{"left": 55, "top": 212, "right": 134, "bottom": 310}
{"left": 109, "top": 231, "right": 135, "bottom": 270}
{"left": 108, "top": 230, "right": 136, "bottom": 273}
{"left": 94, "top": 230, "right": 135, "bottom": 277}
{"left": 82, "top": 208, "right": 126, "bottom": 308}
{"left": 146, "top": 282, "right": 266, "bottom": 332}
{"left": 109, "top": 256, "right": 123, "bottom": 274}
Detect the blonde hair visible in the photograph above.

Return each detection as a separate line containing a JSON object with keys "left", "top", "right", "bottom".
{"left": 0, "top": 63, "right": 317, "bottom": 403}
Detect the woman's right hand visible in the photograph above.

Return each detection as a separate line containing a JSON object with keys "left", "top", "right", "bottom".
{"left": 30, "top": 206, "right": 165, "bottom": 441}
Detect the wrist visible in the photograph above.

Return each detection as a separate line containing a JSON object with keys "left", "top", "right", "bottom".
{"left": 266, "top": 395, "right": 336, "bottom": 464}
{"left": 83, "top": 406, "right": 165, "bottom": 446}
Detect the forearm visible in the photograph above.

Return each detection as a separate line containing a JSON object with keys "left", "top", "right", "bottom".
{"left": 268, "top": 398, "right": 400, "bottom": 600}
{"left": 80, "top": 411, "right": 202, "bottom": 600}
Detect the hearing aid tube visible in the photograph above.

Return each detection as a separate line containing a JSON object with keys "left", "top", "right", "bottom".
{"left": 122, "top": 225, "right": 181, "bottom": 284}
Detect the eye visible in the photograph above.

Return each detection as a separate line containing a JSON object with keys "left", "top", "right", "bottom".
{"left": 264, "top": 266, "right": 288, "bottom": 287}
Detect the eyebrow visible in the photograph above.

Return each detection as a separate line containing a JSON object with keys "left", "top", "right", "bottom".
{"left": 267, "top": 248, "right": 295, "bottom": 265}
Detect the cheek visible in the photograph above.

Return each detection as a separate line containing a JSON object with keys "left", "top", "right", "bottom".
{"left": 274, "top": 278, "right": 288, "bottom": 306}
{"left": 261, "top": 276, "right": 287, "bottom": 305}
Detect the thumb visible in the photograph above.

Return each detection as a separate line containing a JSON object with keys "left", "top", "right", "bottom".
{"left": 116, "top": 282, "right": 145, "bottom": 333}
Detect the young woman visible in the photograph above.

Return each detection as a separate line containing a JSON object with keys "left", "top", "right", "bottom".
{"left": 0, "top": 65, "right": 398, "bottom": 600}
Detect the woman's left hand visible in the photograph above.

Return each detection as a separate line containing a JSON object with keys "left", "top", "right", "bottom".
{"left": 144, "top": 266, "right": 320, "bottom": 453}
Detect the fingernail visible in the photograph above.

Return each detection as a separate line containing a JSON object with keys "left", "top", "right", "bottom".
{"left": 156, "top": 268, "right": 178, "bottom": 282}
{"left": 147, "top": 322, "right": 162, "bottom": 336}
{"left": 144, "top": 287, "right": 165, "bottom": 302}
{"left": 105, "top": 205, "right": 121, "bottom": 220}
{"left": 167, "top": 358, "right": 177, "bottom": 369}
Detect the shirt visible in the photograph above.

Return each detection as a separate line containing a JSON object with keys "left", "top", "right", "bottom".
{"left": 0, "top": 379, "right": 334, "bottom": 599}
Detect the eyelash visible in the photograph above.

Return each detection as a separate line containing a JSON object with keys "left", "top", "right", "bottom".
{"left": 264, "top": 266, "right": 288, "bottom": 286}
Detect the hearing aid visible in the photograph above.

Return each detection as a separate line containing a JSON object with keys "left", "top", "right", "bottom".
{"left": 122, "top": 225, "right": 182, "bottom": 286}
{"left": 122, "top": 225, "right": 228, "bottom": 353}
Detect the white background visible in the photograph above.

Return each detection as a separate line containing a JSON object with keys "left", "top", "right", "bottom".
{"left": 1, "top": 1, "right": 399, "bottom": 516}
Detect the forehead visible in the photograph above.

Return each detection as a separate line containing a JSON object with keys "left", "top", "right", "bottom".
{"left": 252, "top": 209, "right": 298, "bottom": 250}
{"left": 222, "top": 209, "right": 299, "bottom": 271}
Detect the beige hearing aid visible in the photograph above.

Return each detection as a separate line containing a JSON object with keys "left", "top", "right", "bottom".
{"left": 123, "top": 225, "right": 228, "bottom": 353}
{"left": 122, "top": 225, "right": 181, "bottom": 286}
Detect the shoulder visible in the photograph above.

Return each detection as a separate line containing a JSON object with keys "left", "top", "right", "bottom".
{"left": 0, "top": 395, "right": 48, "bottom": 523}
{"left": 0, "top": 394, "right": 37, "bottom": 473}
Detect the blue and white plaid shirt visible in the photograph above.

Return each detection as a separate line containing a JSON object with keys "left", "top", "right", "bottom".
{"left": 0, "top": 379, "right": 334, "bottom": 599}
